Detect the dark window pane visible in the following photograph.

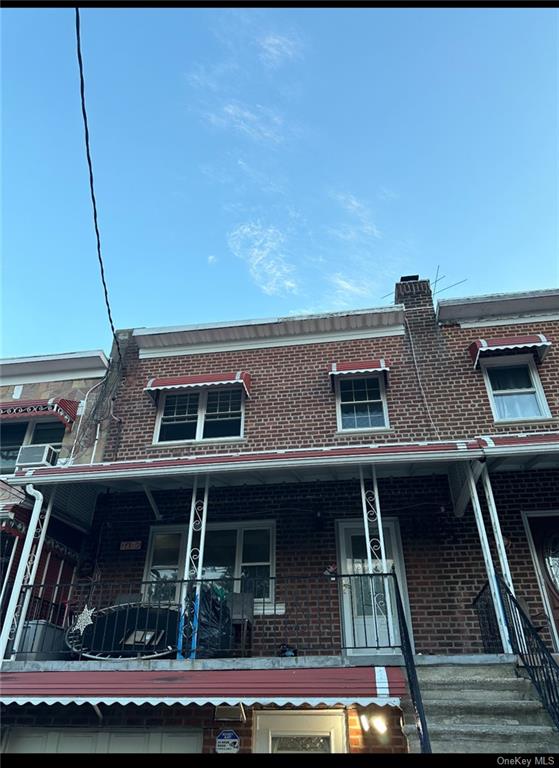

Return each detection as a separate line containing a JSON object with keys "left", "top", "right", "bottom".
{"left": 203, "top": 529, "right": 237, "bottom": 580}
{"left": 241, "top": 564, "right": 271, "bottom": 599}
{"left": 151, "top": 533, "right": 181, "bottom": 567}
{"left": 159, "top": 421, "right": 197, "bottom": 441}
{"left": 488, "top": 366, "right": 532, "bottom": 391}
{"left": 163, "top": 392, "right": 199, "bottom": 417}
{"left": 202, "top": 418, "right": 241, "bottom": 438}
{"left": 0, "top": 422, "right": 28, "bottom": 445}
{"left": 243, "top": 529, "right": 270, "bottom": 562}
{"left": 31, "top": 422, "right": 66, "bottom": 446}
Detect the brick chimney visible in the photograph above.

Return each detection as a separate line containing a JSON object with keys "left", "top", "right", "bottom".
{"left": 394, "top": 275, "right": 434, "bottom": 311}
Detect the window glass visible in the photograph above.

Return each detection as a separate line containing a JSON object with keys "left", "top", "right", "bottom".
{"left": 203, "top": 389, "right": 242, "bottom": 439}
{"left": 271, "top": 736, "right": 331, "bottom": 753}
{"left": 31, "top": 422, "right": 66, "bottom": 447}
{"left": 202, "top": 529, "right": 237, "bottom": 581}
{"left": 339, "top": 377, "right": 385, "bottom": 430}
{"left": 148, "top": 532, "right": 182, "bottom": 602}
{"left": 159, "top": 393, "right": 199, "bottom": 441}
{"left": 488, "top": 366, "right": 532, "bottom": 391}
{"left": 487, "top": 364, "right": 543, "bottom": 420}
{"left": 0, "top": 422, "right": 28, "bottom": 474}
{"left": 242, "top": 529, "right": 270, "bottom": 562}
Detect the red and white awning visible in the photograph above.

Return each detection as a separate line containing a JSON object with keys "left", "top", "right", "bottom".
{"left": 329, "top": 360, "right": 389, "bottom": 377}
{"left": 0, "top": 666, "right": 406, "bottom": 707}
{"left": 468, "top": 334, "right": 551, "bottom": 369}
{"left": 145, "top": 371, "right": 251, "bottom": 400}
{"left": 0, "top": 398, "right": 79, "bottom": 429}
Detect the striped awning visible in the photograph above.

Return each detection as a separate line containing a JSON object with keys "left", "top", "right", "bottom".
{"left": 0, "top": 399, "right": 79, "bottom": 429}
{"left": 468, "top": 334, "right": 551, "bottom": 369}
{"left": 145, "top": 371, "right": 251, "bottom": 400}
{"left": 329, "top": 360, "right": 389, "bottom": 388}
{"left": 0, "top": 666, "right": 406, "bottom": 707}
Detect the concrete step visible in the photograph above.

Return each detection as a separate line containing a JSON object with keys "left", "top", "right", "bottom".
{"left": 421, "top": 698, "right": 551, "bottom": 726}
{"left": 418, "top": 676, "right": 535, "bottom": 700}
{"left": 417, "top": 663, "right": 518, "bottom": 681}
{"left": 404, "top": 723, "right": 559, "bottom": 754}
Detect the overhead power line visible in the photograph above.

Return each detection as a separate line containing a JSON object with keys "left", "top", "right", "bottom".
{"left": 74, "top": 8, "right": 122, "bottom": 362}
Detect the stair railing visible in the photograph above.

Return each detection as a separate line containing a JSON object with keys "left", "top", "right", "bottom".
{"left": 392, "top": 567, "right": 431, "bottom": 753}
{"left": 474, "top": 574, "right": 559, "bottom": 731}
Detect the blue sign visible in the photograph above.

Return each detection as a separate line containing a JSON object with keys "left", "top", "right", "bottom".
{"left": 216, "top": 729, "right": 240, "bottom": 753}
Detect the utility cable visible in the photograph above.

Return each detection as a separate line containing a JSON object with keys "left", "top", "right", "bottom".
{"left": 75, "top": 8, "right": 122, "bottom": 362}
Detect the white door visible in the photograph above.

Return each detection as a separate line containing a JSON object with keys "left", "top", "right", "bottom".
{"left": 337, "top": 519, "right": 410, "bottom": 654}
{"left": 4, "top": 728, "right": 203, "bottom": 753}
{"left": 254, "top": 711, "right": 347, "bottom": 753}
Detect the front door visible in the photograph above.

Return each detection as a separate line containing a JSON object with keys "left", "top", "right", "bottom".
{"left": 337, "top": 520, "right": 409, "bottom": 654}
{"left": 527, "top": 513, "right": 559, "bottom": 650}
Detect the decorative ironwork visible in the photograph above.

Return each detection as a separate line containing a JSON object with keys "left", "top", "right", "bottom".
{"left": 73, "top": 604, "right": 95, "bottom": 634}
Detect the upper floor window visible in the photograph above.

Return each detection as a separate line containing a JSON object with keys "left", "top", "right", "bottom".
{"left": 0, "top": 420, "right": 65, "bottom": 474}
{"left": 155, "top": 387, "right": 244, "bottom": 443}
{"left": 481, "top": 356, "right": 551, "bottom": 422}
{"left": 336, "top": 376, "right": 389, "bottom": 431}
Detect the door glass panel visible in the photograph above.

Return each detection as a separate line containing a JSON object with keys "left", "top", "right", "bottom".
{"left": 148, "top": 533, "right": 181, "bottom": 601}
{"left": 271, "top": 735, "right": 331, "bottom": 753}
{"left": 243, "top": 529, "right": 270, "bottom": 562}
{"left": 202, "top": 529, "right": 237, "bottom": 581}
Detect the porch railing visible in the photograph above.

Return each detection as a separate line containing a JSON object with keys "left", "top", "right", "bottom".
{"left": 473, "top": 575, "right": 559, "bottom": 731}
{"left": 3, "top": 571, "right": 430, "bottom": 751}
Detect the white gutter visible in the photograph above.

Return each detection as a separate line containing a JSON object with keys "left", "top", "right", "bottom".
{"left": 6, "top": 447, "right": 486, "bottom": 486}
{"left": 0, "top": 485, "right": 43, "bottom": 664}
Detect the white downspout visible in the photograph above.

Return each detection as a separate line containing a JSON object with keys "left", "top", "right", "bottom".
{"left": 0, "top": 535, "right": 20, "bottom": 610}
{"left": 9, "top": 487, "right": 58, "bottom": 660}
{"left": 0, "top": 485, "right": 43, "bottom": 663}
{"left": 480, "top": 466, "right": 515, "bottom": 595}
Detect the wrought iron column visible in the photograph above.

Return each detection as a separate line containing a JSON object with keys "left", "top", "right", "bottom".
{"left": 480, "top": 466, "right": 515, "bottom": 595}
{"left": 467, "top": 464, "right": 512, "bottom": 654}
{"left": 179, "top": 475, "right": 209, "bottom": 659}
{"left": 359, "top": 465, "right": 394, "bottom": 645}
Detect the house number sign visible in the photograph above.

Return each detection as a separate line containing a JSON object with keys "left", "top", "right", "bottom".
{"left": 119, "top": 540, "right": 142, "bottom": 551}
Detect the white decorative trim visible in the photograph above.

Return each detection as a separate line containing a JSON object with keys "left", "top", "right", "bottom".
{"left": 459, "top": 313, "right": 559, "bottom": 329}
{"left": 0, "top": 696, "right": 401, "bottom": 707}
{"left": 138, "top": 326, "right": 406, "bottom": 359}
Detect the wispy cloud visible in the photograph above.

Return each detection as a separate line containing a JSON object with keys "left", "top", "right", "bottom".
{"left": 227, "top": 222, "right": 298, "bottom": 295}
{"left": 207, "top": 255, "right": 218, "bottom": 265}
{"left": 328, "top": 272, "right": 371, "bottom": 297}
{"left": 257, "top": 33, "right": 301, "bottom": 68}
{"left": 330, "top": 192, "right": 382, "bottom": 240}
{"left": 205, "top": 101, "right": 285, "bottom": 144}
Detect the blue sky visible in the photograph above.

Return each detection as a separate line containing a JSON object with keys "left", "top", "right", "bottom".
{"left": 2, "top": 8, "right": 558, "bottom": 358}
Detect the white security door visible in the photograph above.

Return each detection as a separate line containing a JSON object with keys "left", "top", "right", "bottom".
{"left": 4, "top": 728, "right": 203, "bottom": 753}
{"left": 254, "top": 711, "right": 347, "bottom": 753}
{"left": 338, "top": 519, "right": 410, "bottom": 654}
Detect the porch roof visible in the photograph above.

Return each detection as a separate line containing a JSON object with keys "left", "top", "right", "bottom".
{"left": 7, "top": 432, "right": 559, "bottom": 491}
{"left": 0, "top": 666, "right": 406, "bottom": 707}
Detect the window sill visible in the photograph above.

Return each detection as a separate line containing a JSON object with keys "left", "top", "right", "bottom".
{"left": 149, "top": 437, "right": 247, "bottom": 448}
{"left": 335, "top": 428, "right": 394, "bottom": 436}
{"left": 493, "top": 417, "right": 557, "bottom": 427}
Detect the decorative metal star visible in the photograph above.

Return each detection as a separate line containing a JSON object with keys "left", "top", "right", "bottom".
{"left": 74, "top": 604, "right": 95, "bottom": 635}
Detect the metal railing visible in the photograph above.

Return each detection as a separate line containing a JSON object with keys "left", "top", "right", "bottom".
{"left": 473, "top": 574, "right": 559, "bottom": 731}
{"left": 392, "top": 567, "right": 431, "bottom": 753}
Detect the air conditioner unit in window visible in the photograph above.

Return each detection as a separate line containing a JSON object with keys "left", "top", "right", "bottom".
{"left": 16, "top": 444, "right": 58, "bottom": 468}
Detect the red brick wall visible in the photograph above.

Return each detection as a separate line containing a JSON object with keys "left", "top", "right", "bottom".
{"left": 102, "top": 297, "right": 558, "bottom": 462}
{"left": 74, "top": 470, "right": 556, "bottom": 656}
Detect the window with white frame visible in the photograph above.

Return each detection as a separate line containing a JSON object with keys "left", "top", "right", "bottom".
{"left": 0, "top": 420, "right": 66, "bottom": 474}
{"left": 335, "top": 375, "right": 389, "bottom": 431}
{"left": 144, "top": 522, "right": 275, "bottom": 603}
{"left": 481, "top": 356, "right": 551, "bottom": 422}
{"left": 155, "top": 388, "right": 244, "bottom": 443}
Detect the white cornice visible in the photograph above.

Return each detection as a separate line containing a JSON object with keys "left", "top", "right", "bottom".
{"left": 0, "top": 350, "right": 108, "bottom": 385}
{"left": 437, "top": 289, "right": 559, "bottom": 324}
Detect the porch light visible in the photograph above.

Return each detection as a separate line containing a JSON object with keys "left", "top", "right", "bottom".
{"left": 371, "top": 715, "right": 387, "bottom": 734}
{"left": 359, "top": 714, "right": 370, "bottom": 732}
{"left": 214, "top": 704, "right": 246, "bottom": 722}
